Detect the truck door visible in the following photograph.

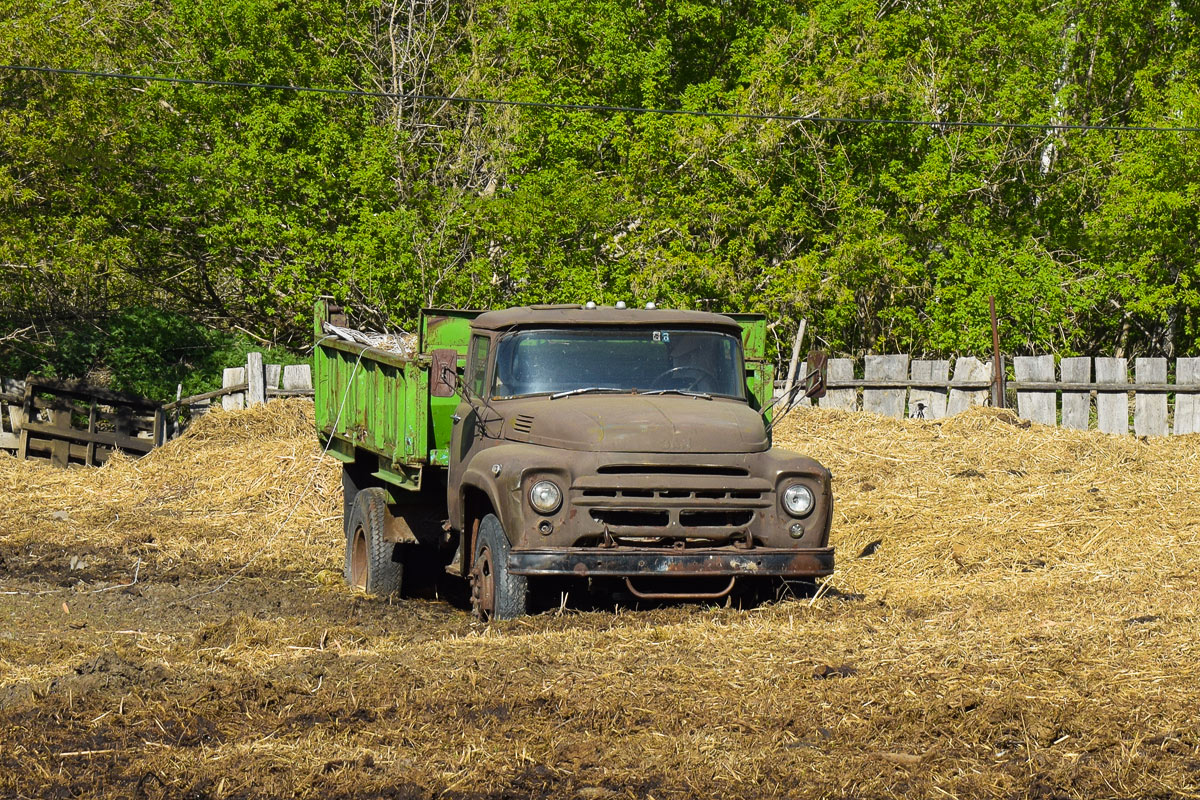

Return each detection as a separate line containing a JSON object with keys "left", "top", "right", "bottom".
{"left": 449, "top": 333, "right": 492, "bottom": 489}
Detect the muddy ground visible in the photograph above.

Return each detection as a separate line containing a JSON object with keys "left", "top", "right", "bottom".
{"left": 2, "top": 401, "right": 1199, "bottom": 799}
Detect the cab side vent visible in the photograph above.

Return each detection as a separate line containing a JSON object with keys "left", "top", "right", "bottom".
{"left": 511, "top": 414, "right": 536, "bottom": 434}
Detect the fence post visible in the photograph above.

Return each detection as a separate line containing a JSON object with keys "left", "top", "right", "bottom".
{"left": 222, "top": 368, "right": 246, "bottom": 410}
{"left": 781, "top": 319, "right": 807, "bottom": 411}
{"left": 1095, "top": 358, "right": 1129, "bottom": 434}
{"left": 947, "top": 357, "right": 990, "bottom": 415}
{"left": 1060, "top": 357, "right": 1091, "bottom": 430}
{"left": 863, "top": 355, "right": 909, "bottom": 417}
{"left": 1134, "top": 358, "right": 1168, "bottom": 437}
{"left": 1175, "top": 358, "right": 1200, "bottom": 435}
{"left": 246, "top": 352, "right": 266, "bottom": 407}
{"left": 1013, "top": 355, "right": 1056, "bottom": 427}
{"left": 908, "top": 360, "right": 950, "bottom": 419}
{"left": 990, "top": 296, "right": 1005, "bottom": 408}
{"left": 821, "top": 359, "right": 856, "bottom": 411}
{"left": 282, "top": 364, "right": 314, "bottom": 392}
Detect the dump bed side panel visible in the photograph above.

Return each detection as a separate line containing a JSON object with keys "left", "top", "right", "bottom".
{"left": 727, "top": 313, "right": 775, "bottom": 414}
{"left": 313, "top": 301, "right": 482, "bottom": 484}
{"left": 313, "top": 301, "right": 428, "bottom": 490}
{"left": 314, "top": 336, "right": 417, "bottom": 460}
{"left": 421, "top": 309, "right": 480, "bottom": 463}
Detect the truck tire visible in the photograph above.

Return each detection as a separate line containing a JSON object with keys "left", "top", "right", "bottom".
{"left": 345, "top": 487, "right": 403, "bottom": 596}
{"left": 471, "top": 514, "right": 528, "bottom": 620}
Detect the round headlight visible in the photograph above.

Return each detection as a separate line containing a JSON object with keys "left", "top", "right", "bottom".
{"left": 782, "top": 483, "right": 815, "bottom": 517}
{"left": 529, "top": 480, "right": 562, "bottom": 514}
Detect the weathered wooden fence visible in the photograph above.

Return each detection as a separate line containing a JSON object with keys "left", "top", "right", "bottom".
{"left": 2, "top": 378, "right": 164, "bottom": 467}
{"left": 2, "top": 354, "right": 315, "bottom": 465}
{"left": 779, "top": 355, "right": 1200, "bottom": 437}
{"left": 1009, "top": 356, "right": 1200, "bottom": 436}
{"left": 164, "top": 354, "right": 313, "bottom": 418}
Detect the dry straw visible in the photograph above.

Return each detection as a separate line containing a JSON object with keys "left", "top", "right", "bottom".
{"left": 1, "top": 401, "right": 1199, "bottom": 799}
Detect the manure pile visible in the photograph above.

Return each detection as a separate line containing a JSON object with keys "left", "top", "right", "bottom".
{"left": 1, "top": 400, "right": 1198, "bottom": 800}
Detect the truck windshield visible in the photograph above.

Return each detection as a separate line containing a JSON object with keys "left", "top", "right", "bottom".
{"left": 492, "top": 328, "right": 746, "bottom": 399}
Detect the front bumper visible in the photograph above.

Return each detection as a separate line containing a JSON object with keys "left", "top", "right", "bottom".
{"left": 507, "top": 547, "right": 834, "bottom": 578}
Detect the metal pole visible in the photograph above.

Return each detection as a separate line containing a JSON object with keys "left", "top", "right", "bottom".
{"left": 989, "top": 296, "right": 1005, "bottom": 408}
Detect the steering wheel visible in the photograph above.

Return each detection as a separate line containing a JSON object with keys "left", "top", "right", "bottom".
{"left": 650, "top": 366, "right": 718, "bottom": 391}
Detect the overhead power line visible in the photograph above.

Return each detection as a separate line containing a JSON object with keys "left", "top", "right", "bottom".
{"left": 3, "top": 63, "right": 1199, "bottom": 134}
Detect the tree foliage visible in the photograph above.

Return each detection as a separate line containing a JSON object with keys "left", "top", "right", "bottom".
{"left": 2, "top": 0, "right": 1200, "bottom": 397}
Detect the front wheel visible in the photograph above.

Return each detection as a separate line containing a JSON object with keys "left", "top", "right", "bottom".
{"left": 345, "top": 487, "right": 404, "bottom": 596}
{"left": 470, "top": 514, "right": 528, "bottom": 620}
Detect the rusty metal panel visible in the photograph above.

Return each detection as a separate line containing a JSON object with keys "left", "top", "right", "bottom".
{"left": 727, "top": 313, "right": 768, "bottom": 361}
{"left": 420, "top": 309, "right": 478, "bottom": 353}
{"left": 314, "top": 299, "right": 429, "bottom": 491}
{"left": 422, "top": 310, "right": 475, "bottom": 457}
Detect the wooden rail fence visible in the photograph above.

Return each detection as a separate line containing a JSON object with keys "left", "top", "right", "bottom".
{"left": 778, "top": 355, "right": 1200, "bottom": 436}
{"left": 1, "top": 378, "right": 164, "bottom": 467}
{"left": 1, "top": 355, "right": 314, "bottom": 466}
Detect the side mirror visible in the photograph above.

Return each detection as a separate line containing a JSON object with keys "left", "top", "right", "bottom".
{"left": 804, "top": 351, "right": 828, "bottom": 399}
{"left": 431, "top": 348, "right": 459, "bottom": 398}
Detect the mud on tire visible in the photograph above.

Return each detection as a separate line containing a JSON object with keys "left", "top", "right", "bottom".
{"left": 345, "top": 487, "right": 403, "bottom": 596}
{"left": 471, "top": 514, "right": 528, "bottom": 620}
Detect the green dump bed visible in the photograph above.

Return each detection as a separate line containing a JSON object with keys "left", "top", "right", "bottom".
{"left": 313, "top": 300, "right": 477, "bottom": 491}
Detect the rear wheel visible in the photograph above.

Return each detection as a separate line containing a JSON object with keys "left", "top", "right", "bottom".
{"left": 344, "top": 487, "right": 403, "bottom": 596}
{"left": 470, "top": 514, "right": 528, "bottom": 620}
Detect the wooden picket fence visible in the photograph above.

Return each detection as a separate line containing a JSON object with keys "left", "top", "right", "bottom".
{"left": 780, "top": 354, "right": 1200, "bottom": 436}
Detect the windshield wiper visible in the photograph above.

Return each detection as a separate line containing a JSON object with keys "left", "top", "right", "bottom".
{"left": 641, "top": 388, "right": 712, "bottom": 400}
{"left": 549, "top": 387, "right": 629, "bottom": 400}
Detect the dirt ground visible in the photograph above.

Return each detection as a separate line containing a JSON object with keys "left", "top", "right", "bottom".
{"left": 1, "top": 400, "right": 1199, "bottom": 799}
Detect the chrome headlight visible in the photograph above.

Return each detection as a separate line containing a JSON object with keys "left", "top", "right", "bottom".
{"left": 529, "top": 480, "right": 562, "bottom": 514}
{"left": 782, "top": 483, "right": 815, "bottom": 517}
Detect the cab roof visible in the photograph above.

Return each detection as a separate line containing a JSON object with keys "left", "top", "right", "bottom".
{"left": 470, "top": 304, "right": 744, "bottom": 333}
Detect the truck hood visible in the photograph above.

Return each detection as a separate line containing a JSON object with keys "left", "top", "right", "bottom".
{"left": 500, "top": 395, "right": 769, "bottom": 453}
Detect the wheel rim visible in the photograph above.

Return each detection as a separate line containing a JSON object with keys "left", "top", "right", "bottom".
{"left": 472, "top": 544, "right": 496, "bottom": 619}
{"left": 350, "top": 527, "right": 368, "bottom": 590}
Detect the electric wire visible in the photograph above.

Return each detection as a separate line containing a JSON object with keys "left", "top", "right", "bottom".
{"left": 3, "top": 63, "right": 1198, "bottom": 135}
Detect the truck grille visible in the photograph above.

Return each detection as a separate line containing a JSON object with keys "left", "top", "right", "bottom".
{"left": 572, "top": 467, "right": 771, "bottom": 541}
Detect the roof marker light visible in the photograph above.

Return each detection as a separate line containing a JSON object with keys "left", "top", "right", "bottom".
{"left": 615, "top": 301, "right": 627, "bottom": 309}
{"left": 645, "top": 302, "right": 656, "bottom": 310}
{"left": 585, "top": 301, "right": 597, "bottom": 309}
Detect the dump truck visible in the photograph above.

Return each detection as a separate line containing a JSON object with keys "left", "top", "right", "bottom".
{"left": 314, "top": 299, "right": 833, "bottom": 619}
